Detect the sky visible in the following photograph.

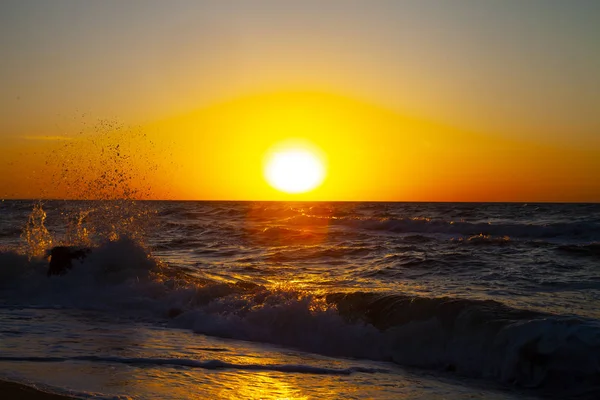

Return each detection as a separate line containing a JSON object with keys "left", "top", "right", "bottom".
{"left": 1, "top": 0, "right": 599, "bottom": 201}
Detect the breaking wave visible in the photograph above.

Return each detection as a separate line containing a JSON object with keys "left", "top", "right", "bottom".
{"left": 1, "top": 238, "right": 599, "bottom": 397}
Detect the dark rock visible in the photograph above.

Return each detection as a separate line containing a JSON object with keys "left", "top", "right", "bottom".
{"left": 167, "top": 307, "right": 183, "bottom": 318}
{"left": 47, "top": 246, "right": 91, "bottom": 276}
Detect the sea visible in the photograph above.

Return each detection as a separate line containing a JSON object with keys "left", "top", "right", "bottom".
{"left": 0, "top": 200, "right": 599, "bottom": 399}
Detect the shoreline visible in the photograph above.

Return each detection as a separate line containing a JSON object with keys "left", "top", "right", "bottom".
{"left": 0, "top": 380, "right": 77, "bottom": 400}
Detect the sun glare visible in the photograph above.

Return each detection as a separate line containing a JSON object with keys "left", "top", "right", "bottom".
{"left": 264, "top": 147, "right": 325, "bottom": 194}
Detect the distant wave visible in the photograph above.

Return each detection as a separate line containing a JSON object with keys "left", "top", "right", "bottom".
{"left": 557, "top": 243, "right": 600, "bottom": 257}
{"left": 285, "top": 214, "right": 600, "bottom": 241}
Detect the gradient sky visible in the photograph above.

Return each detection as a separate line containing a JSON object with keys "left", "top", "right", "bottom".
{"left": 1, "top": 0, "right": 599, "bottom": 201}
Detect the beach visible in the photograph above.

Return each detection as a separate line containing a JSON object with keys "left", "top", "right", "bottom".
{"left": 0, "top": 380, "right": 76, "bottom": 399}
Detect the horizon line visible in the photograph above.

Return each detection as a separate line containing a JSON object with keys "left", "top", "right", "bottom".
{"left": 2, "top": 198, "right": 599, "bottom": 205}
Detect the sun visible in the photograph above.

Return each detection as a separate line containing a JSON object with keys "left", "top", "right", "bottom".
{"left": 264, "top": 145, "right": 326, "bottom": 194}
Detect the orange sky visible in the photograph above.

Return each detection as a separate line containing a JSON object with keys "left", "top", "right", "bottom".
{"left": 2, "top": 91, "right": 599, "bottom": 202}
{"left": 1, "top": 1, "right": 599, "bottom": 201}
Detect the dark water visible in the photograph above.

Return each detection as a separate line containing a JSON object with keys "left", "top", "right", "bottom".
{"left": 1, "top": 200, "right": 599, "bottom": 399}
{"left": 150, "top": 201, "right": 600, "bottom": 318}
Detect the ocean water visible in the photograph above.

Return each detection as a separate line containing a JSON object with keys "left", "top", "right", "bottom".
{"left": 1, "top": 200, "right": 599, "bottom": 399}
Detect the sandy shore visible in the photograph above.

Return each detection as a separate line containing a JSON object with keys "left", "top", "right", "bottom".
{"left": 0, "top": 380, "right": 77, "bottom": 399}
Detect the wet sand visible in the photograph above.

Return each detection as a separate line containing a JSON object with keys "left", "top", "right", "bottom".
{"left": 0, "top": 380, "right": 76, "bottom": 399}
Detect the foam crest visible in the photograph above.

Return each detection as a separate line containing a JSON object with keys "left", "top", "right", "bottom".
{"left": 0, "top": 237, "right": 164, "bottom": 311}
{"left": 0, "top": 356, "right": 388, "bottom": 375}
{"left": 171, "top": 290, "right": 386, "bottom": 360}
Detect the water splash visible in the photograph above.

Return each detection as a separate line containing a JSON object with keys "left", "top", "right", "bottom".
{"left": 19, "top": 119, "right": 162, "bottom": 253}
{"left": 20, "top": 202, "right": 53, "bottom": 258}
{"left": 51, "top": 120, "right": 157, "bottom": 201}
{"left": 62, "top": 208, "right": 92, "bottom": 247}
{"left": 64, "top": 202, "right": 153, "bottom": 245}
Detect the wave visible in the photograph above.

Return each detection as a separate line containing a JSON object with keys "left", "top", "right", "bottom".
{"left": 329, "top": 293, "right": 600, "bottom": 389}
{"left": 172, "top": 283, "right": 600, "bottom": 394}
{"left": 286, "top": 214, "right": 600, "bottom": 241}
{"left": 170, "top": 289, "right": 600, "bottom": 397}
{"left": 1, "top": 238, "right": 599, "bottom": 397}
{"left": 453, "top": 234, "right": 511, "bottom": 245}
{"left": 557, "top": 243, "right": 600, "bottom": 257}
{"left": 261, "top": 245, "right": 382, "bottom": 263}
{"left": 0, "top": 356, "right": 388, "bottom": 375}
